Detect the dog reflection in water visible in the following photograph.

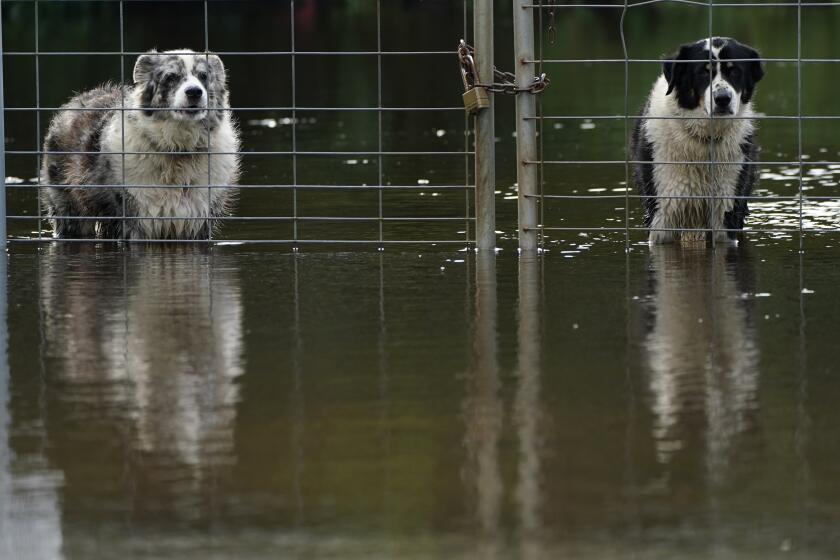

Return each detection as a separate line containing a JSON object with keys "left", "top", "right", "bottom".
{"left": 38, "top": 245, "right": 243, "bottom": 500}
{"left": 642, "top": 245, "right": 759, "bottom": 481}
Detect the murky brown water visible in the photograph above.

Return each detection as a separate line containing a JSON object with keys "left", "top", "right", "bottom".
{"left": 2, "top": 237, "right": 840, "bottom": 559}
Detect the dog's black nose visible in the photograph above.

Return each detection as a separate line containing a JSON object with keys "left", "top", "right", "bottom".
{"left": 185, "top": 86, "right": 204, "bottom": 101}
{"left": 714, "top": 90, "right": 732, "bottom": 108}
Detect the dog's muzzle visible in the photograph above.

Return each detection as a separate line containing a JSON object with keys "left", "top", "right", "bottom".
{"left": 714, "top": 91, "right": 731, "bottom": 108}
{"left": 174, "top": 83, "right": 207, "bottom": 118}
{"left": 712, "top": 86, "right": 735, "bottom": 115}
{"left": 185, "top": 86, "right": 204, "bottom": 106}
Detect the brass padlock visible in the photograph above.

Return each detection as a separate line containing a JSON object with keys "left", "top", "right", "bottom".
{"left": 460, "top": 52, "right": 490, "bottom": 115}
{"left": 463, "top": 87, "right": 490, "bottom": 115}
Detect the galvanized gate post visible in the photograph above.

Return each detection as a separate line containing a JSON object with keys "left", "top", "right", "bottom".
{"left": 0, "top": 8, "right": 6, "bottom": 245}
{"left": 474, "top": 0, "right": 496, "bottom": 251}
{"left": 513, "top": 0, "right": 538, "bottom": 251}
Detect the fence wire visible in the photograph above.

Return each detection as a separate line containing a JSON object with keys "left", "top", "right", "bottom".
{"left": 1, "top": 0, "right": 476, "bottom": 246}
{"left": 4, "top": 2, "right": 839, "bottom": 248}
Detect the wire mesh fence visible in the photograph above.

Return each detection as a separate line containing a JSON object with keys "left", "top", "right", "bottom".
{"left": 1, "top": 0, "right": 478, "bottom": 246}
{"left": 521, "top": 0, "right": 840, "bottom": 251}
{"left": 4, "top": 2, "right": 840, "bottom": 249}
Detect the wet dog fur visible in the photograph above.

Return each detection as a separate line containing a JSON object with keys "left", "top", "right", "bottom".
{"left": 40, "top": 49, "right": 240, "bottom": 240}
{"left": 631, "top": 37, "right": 765, "bottom": 244}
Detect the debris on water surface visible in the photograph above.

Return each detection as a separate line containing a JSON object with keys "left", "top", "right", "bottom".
{"left": 246, "top": 117, "right": 299, "bottom": 128}
{"left": 247, "top": 118, "right": 277, "bottom": 128}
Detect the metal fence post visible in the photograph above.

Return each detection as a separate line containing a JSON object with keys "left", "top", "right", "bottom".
{"left": 0, "top": 7, "right": 6, "bottom": 245}
{"left": 474, "top": 0, "right": 496, "bottom": 251}
{"left": 513, "top": 0, "right": 538, "bottom": 251}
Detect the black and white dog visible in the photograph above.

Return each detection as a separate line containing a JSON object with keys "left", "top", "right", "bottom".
{"left": 631, "top": 38, "right": 765, "bottom": 243}
{"left": 41, "top": 49, "right": 240, "bottom": 240}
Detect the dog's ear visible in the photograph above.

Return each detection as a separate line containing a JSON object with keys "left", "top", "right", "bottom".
{"left": 745, "top": 45, "right": 765, "bottom": 85}
{"left": 740, "top": 44, "right": 764, "bottom": 103}
{"left": 663, "top": 44, "right": 693, "bottom": 96}
{"left": 133, "top": 49, "right": 158, "bottom": 84}
{"left": 207, "top": 54, "right": 226, "bottom": 83}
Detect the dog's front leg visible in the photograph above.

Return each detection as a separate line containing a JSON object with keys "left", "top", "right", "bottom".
{"left": 708, "top": 199, "right": 731, "bottom": 244}
{"left": 648, "top": 213, "right": 676, "bottom": 244}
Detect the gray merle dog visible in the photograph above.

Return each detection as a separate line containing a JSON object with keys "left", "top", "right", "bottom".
{"left": 40, "top": 49, "right": 240, "bottom": 240}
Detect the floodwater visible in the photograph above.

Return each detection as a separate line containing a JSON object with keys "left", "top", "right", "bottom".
{"left": 3, "top": 238, "right": 840, "bottom": 559}
{"left": 4, "top": 2, "right": 840, "bottom": 558}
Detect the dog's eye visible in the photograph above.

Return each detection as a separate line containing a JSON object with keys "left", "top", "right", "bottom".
{"left": 163, "top": 72, "right": 178, "bottom": 84}
{"left": 196, "top": 71, "right": 208, "bottom": 82}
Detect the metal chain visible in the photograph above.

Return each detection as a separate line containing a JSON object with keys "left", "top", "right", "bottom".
{"left": 458, "top": 40, "right": 550, "bottom": 96}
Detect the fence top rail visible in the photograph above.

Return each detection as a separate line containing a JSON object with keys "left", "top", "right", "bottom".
{"left": 4, "top": 184, "right": 474, "bottom": 190}
{"left": 8, "top": 0, "right": 424, "bottom": 2}
{"left": 529, "top": 160, "right": 840, "bottom": 166}
{"left": 534, "top": 226, "right": 838, "bottom": 232}
{"left": 7, "top": 150, "right": 474, "bottom": 157}
{"left": 530, "top": 58, "right": 840, "bottom": 63}
{"left": 3, "top": 106, "right": 467, "bottom": 112}
{"left": 6, "top": 0, "right": 784, "bottom": 3}
{"left": 3, "top": 50, "right": 455, "bottom": 57}
{"left": 528, "top": 114, "right": 840, "bottom": 120}
{"left": 529, "top": 194, "right": 840, "bottom": 200}
{"left": 7, "top": 216, "right": 475, "bottom": 222}
{"left": 524, "top": 1, "right": 840, "bottom": 8}
{"left": 5, "top": 238, "right": 476, "bottom": 245}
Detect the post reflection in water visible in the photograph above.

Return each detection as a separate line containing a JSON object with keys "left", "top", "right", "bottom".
{"left": 643, "top": 245, "right": 759, "bottom": 484}
{"left": 0, "top": 257, "right": 7, "bottom": 554}
{"left": 291, "top": 252, "right": 306, "bottom": 525}
{"left": 0, "top": 257, "right": 9, "bottom": 554}
{"left": 514, "top": 255, "right": 544, "bottom": 558}
{"left": 463, "top": 254, "right": 545, "bottom": 555}
{"left": 37, "top": 245, "right": 244, "bottom": 521}
{"left": 463, "top": 252, "right": 502, "bottom": 551}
